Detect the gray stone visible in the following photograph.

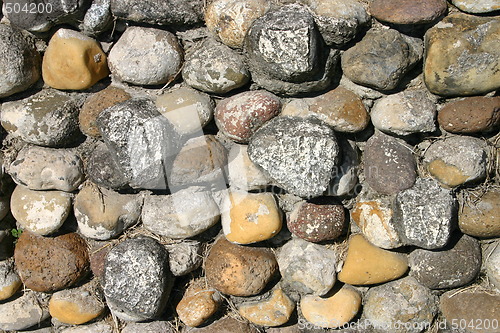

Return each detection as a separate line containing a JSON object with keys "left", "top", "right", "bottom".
{"left": 85, "top": 141, "right": 129, "bottom": 190}
{"left": 341, "top": 29, "right": 423, "bottom": 91}
{"left": 104, "top": 237, "right": 173, "bottom": 322}
{"left": 394, "top": 178, "right": 456, "bottom": 249}
{"left": 165, "top": 240, "right": 203, "bottom": 276}
{"left": 409, "top": 234, "right": 481, "bottom": 289}
{"left": 142, "top": 187, "right": 220, "bottom": 239}
{"left": 485, "top": 243, "right": 500, "bottom": 291}
{"left": 0, "top": 291, "right": 50, "bottom": 331}
{"left": 0, "top": 258, "right": 21, "bottom": 301}
{"left": 0, "top": 23, "right": 40, "bottom": 98}
{"left": 182, "top": 38, "right": 250, "bottom": 94}
{"left": 277, "top": 237, "right": 337, "bottom": 296}
{"left": 363, "top": 131, "right": 417, "bottom": 195}
{"left": 327, "top": 139, "right": 359, "bottom": 196}
{"left": 122, "top": 321, "right": 173, "bottom": 333}
{"left": 81, "top": 0, "right": 112, "bottom": 35}
{"left": 59, "top": 322, "right": 113, "bottom": 333}
{"left": 96, "top": 98, "right": 182, "bottom": 190}
{"left": 248, "top": 116, "right": 340, "bottom": 198}
{"left": 450, "top": 0, "right": 500, "bottom": 14}
{"left": 371, "top": 90, "right": 437, "bottom": 136}
{"left": 108, "top": 27, "right": 183, "bottom": 86}
{"left": 362, "top": 277, "right": 438, "bottom": 333}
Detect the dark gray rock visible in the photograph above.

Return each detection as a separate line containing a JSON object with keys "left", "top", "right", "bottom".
{"left": 85, "top": 141, "right": 129, "bottom": 190}
{"left": 394, "top": 178, "right": 456, "bottom": 249}
{"left": 248, "top": 116, "right": 340, "bottom": 198}
{"left": 96, "top": 98, "right": 182, "bottom": 190}
{"left": 409, "top": 234, "right": 481, "bottom": 289}
{"left": 364, "top": 131, "right": 417, "bottom": 195}
{"left": 341, "top": 29, "right": 423, "bottom": 91}
{"left": 103, "top": 237, "right": 173, "bottom": 322}
{"left": 165, "top": 240, "right": 203, "bottom": 276}
{"left": 81, "top": 0, "right": 112, "bottom": 35}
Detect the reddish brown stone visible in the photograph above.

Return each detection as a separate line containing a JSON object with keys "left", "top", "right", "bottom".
{"left": 370, "top": 0, "right": 447, "bottom": 24}
{"left": 14, "top": 231, "right": 90, "bottom": 292}
{"left": 438, "top": 96, "right": 500, "bottom": 134}
{"left": 90, "top": 243, "right": 112, "bottom": 279}
{"left": 185, "top": 316, "right": 259, "bottom": 333}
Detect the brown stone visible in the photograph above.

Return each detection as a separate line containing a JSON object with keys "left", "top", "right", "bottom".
{"left": 14, "top": 231, "right": 89, "bottom": 292}
{"left": 459, "top": 189, "right": 500, "bottom": 238}
{"left": 370, "top": 0, "right": 447, "bottom": 25}
{"left": 177, "top": 281, "right": 221, "bottom": 327}
{"left": 438, "top": 97, "right": 500, "bottom": 134}
{"left": 184, "top": 316, "right": 259, "bottom": 333}
{"left": 89, "top": 243, "right": 112, "bottom": 279}
{"left": 205, "top": 236, "right": 278, "bottom": 296}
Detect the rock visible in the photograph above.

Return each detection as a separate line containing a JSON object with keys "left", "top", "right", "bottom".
{"left": 182, "top": 38, "right": 250, "bottom": 94}
{"left": 248, "top": 116, "right": 340, "bottom": 198}
{"left": 363, "top": 277, "right": 438, "bottom": 333}
{"left": 369, "top": 0, "right": 447, "bottom": 25}
{"left": 278, "top": 237, "right": 337, "bottom": 295}
{"left": 122, "top": 321, "right": 173, "bottom": 333}
{"left": 300, "top": 284, "right": 361, "bottom": 329}
{"left": 110, "top": 0, "right": 203, "bottom": 25}
{"left": 0, "top": 89, "right": 82, "bottom": 147}
{"left": 81, "top": 0, "right": 113, "bottom": 35}
{"left": 74, "top": 184, "right": 143, "bottom": 240}
{"left": 0, "top": 23, "right": 40, "bottom": 98}
{"left": 156, "top": 87, "right": 213, "bottom": 136}
{"left": 205, "top": 0, "right": 270, "bottom": 48}
{"left": 11, "top": 185, "right": 72, "bottom": 236}
{"left": 96, "top": 98, "right": 182, "bottom": 190}
{"left": 85, "top": 141, "right": 129, "bottom": 190}
{"left": 0, "top": 291, "right": 50, "bottom": 331}
{"left": 177, "top": 280, "right": 222, "bottom": 327}
{"left": 79, "top": 86, "right": 131, "bottom": 138}
{"left": 423, "top": 136, "right": 488, "bottom": 187}
{"left": 238, "top": 288, "right": 295, "bottom": 327}
{"left": 108, "top": 27, "right": 183, "bottom": 86}
{"left": 327, "top": 139, "right": 360, "bottom": 197}
{"left": 42, "top": 28, "right": 109, "bottom": 90}
{"left": 215, "top": 90, "right": 281, "bottom": 143}
{"left": 424, "top": 14, "right": 500, "bottom": 96}
{"left": 184, "top": 316, "right": 259, "bottom": 333}
{"left": 14, "top": 231, "right": 89, "bottom": 292}
{"left": 89, "top": 242, "right": 112, "bottom": 280}
{"left": 9, "top": 146, "right": 83, "bottom": 192}
{"left": 485, "top": 244, "right": 500, "bottom": 291}
{"left": 450, "top": 0, "right": 500, "bottom": 13}
{"left": 341, "top": 29, "right": 423, "bottom": 91}
{"left": 221, "top": 191, "right": 282, "bottom": 244}
{"left": 371, "top": 90, "right": 437, "bottom": 136}
{"left": 438, "top": 96, "right": 500, "bottom": 134}
{"left": 227, "top": 144, "right": 271, "bottom": 191}
{"left": 363, "top": 131, "right": 417, "bottom": 195}
{"left": 287, "top": 200, "right": 345, "bottom": 242}
{"left": 459, "top": 189, "right": 500, "bottom": 238}
{"left": 0, "top": 258, "right": 22, "bottom": 301}
{"left": 394, "top": 178, "right": 456, "bottom": 249}
{"left": 338, "top": 234, "right": 408, "bottom": 285}
{"left": 104, "top": 237, "right": 173, "bottom": 322}
{"left": 142, "top": 187, "right": 220, "bottom": 239}
{"left": 49, "top": 282, "right": 105, "bottom": 325}
{"left": 440, "top": 290, "right": 500, "bottom": 333}
{"left": 60, "top": 322, "right": 113, "bottom": 333}
{"left": 205, "top": 236, "right": 278, "bottom": 296}
{"left": 165, "top": 241, "right": 203, "bottom": 276}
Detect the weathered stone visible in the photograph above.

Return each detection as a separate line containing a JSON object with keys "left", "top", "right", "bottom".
{"left": 0, "top": 258, "right": 22, "bottom": 301}
{"left": 370, "top": 0, "right": 447, "bottom": 25}
{"left": 184, "top": 316, "right": 259, "bottom": 333}
{"left": 238, "top": 288, "right": 295, "bottom": 327}
{"left": 177, "top": 280, "right": 222, "bottom": 327}
{"left": 89, "top": 242, "right": 111, "bottom": 280}
{"left": 60, "top": 321, "right": 113, "bottom": 333}
{"left": 326, "top": 139, "right": 360, "bottom": 197}
{"left": 81, "top": 0, "right": 112, "bottom": 36}
{"left": 459, "top": 188, "right": 500, "bottom": 238}
{"left": 85, "top": 141, "right": 129, "bottom": 190}
{"left": 122, "top": 321, "right": 173, "bottom": 333}
{"left": 288, "top": 201, "right": 344, "bottom": 242}
{"left": 0, "top": 291, "right": 50, "bottom": 331}
{"left": 485, "top": 243, "right": 500, "bottom": 291}
{"left": 227, "top": 144, "right": 272, "bottom": 191}
{"left": 165, "top": 241, "right": 203, "bottom": 276}
{"left": 450, "top": 0, "right": 500, "bottom": 13}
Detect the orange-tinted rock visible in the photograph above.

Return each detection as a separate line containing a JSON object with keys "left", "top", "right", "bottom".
{"left": 370, "top": 0, "right": 447, "bottom": 24}
{"left": 459, "top": 189, "right": 500, "bottom": 238}
{"left": 177, "top": 281, "right": 221, "bottom": 327}
{"left": 238, "top": 288, "right": 295, "bottom": 326}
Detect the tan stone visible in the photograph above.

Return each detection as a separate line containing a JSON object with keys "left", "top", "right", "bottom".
{"left": 227, "top": 144, "right": 271, "bottom": 191}
{"left": 427, "top": 159, "right": 469, "bottom": 187}
{"left": 338, "top": 234, "right": 408, "bottom": 285}
{"left": 459, "top": 189, "right": 500, "bottom": 238}
{"left": 0, "top": 259, "right": 22, "bottom": 301}
{"left": 42, "top": 28, "right": 109, "bottom": 90}
{"left": 177, "top": 281, "right": 221, "bottom": 327}
{"left": 300, "top": 284, "right": 361, "bottom": 329}
{"left": 221, "top": 191, "right": 282, "bottom": 244}
{"left": 238, "top": 288, "right": 295, "bottom": 327}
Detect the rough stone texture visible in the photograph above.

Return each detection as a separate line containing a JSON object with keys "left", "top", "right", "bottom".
{"left": 182, "top": 38, "right": 250, "bottom": 94}
{"left": 104, "top": 237, "right": 173, "bottom": 322}
{"left": 79, "top": 86, "right": 131, "bottom": 138}
{"left": 11, "top": 185, "right": 72, "bottom": 235}
{"left": 338, "top": 234, "right": 408, "bottom": 285}
{"left": 363, "top": 277, "right": 438, "bottom": 333}
{"left": 287, "top": 201, "right": 345, "bottom": 242}
{"left": 394, "top": 178, "right": 456, "bottom": 249}
{"left": 369, "top": 0, "right": 447, "bottom": 25}
{"left": 341, "top": 29, "right": 423, "bottom": 91}
{"left": 81, "top": 0, "right": 112, "bottom": 35}
{"left": 0, "top": 291, "right": 50, "bottom": 331}
{"left": 85, "top": 141, "right": 129, "bottom": 190}
{"left": 327, "top": 139, "right": 360, "bottom": 197}
{"left": 423, "top": 136, "right": 488, "bottom": 187}
{"left": 108, "top": 27, "right": 183, "bottom": 86}
{"left": 0, "top": 258, "right": 22, "bottom": 301}
{"left": 363, "top": 131, "right": 417, "bottom": 195}
{"left": 227, "top": 144, "right": 272, "bottom": 191}
{"left": 14, "top": 231, "right": 89, "bottom": 292}
{"left": 74, "top": 184, "right": 143, "bottom": 240}
{"left": 42, "top": 28, "right": 109, "bottom": 90}
{"left": 450, "top": 0, "right": 500, "bottom": 13}
{"left": 205, "top": 0, "right": 270, "bottom": 48}
{"left": 176, "top": 280, "right": 221, "bottom": 327}
{"left": 248, "top": 116, "right": 340, "bottom": 198}
{"left": 0, "top": 89, "right": 82, "bottom": 147}
{"left": 205, "top": 236, "right": 278, "bottom": 296}
{"left": 97, "top": 98, "right": 182, "bottom": 190}
{"left": 9, "top": 146, "right": 84, "bottom": 192}
{"left": 459, "top": 188, "right": 500, "bottom": 238}
{"left": 278, "top": 237, "right": 337, "bottom": 295}
{"left": 438, "top": 96, "right": 500, "bottom": 134}
{"left": 89, "top": 242, "right": 111, "bottom": 280}
{"left": 60, "top": 321, "right": 113, "bottom": 333}
{"left": 371, "top": 90, "right": 437, "bottom": 136}
{"left": 0, "top": 23, "right": 40, "bottom": 98}
{"left": 184, "top": 316, "right": 259, "bottom": 333}
{"left": 165, "top": 241, "right": 203, "bottom": 276}
{"left": 142, "top": 187, "right": 220, "bottom": 239}
{"left": 485, "top": 244, "right": 500, "bottom": 291}
{"left": 238, "top": 288, "right": 295, "bottom": 327}
{"left": 122, "top": 321, "right": 173, "bottom": 333}
{"left": 424, "top": 14, "right": 500, "bottom": 96}
{"left": 409, "top": 234, "right": 481, "bottom": 289}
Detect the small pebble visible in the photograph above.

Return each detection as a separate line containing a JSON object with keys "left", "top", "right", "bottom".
{"left": 176, "top": 280, "right": 222, "bottom": 327}
{"left": 238, "top": 288, "right": 295, "bottom": 327}
{"left": 0, "top": 258, "right": 22, "bottom": 301}
{"left": 459, "top": 189, "right": 500, "bottom": 238}
{"left": 165, "top": 241, "right": 203, "bottom": 276}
